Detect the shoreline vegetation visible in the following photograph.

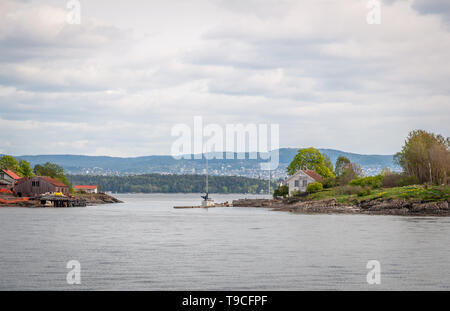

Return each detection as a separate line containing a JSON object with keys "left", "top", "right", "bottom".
{"left": 233, "top": 185, "right": 450, "bottom": 216}
{"left": 259, "top": 129, "right": 449, "bottom": 216}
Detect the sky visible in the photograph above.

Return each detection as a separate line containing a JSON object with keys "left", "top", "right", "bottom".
{"left": 0, "top": 0, "right": 449, "bottom": 157}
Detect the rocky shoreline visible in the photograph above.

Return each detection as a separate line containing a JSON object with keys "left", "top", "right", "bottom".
{"left": 232, "top": 197, "right": 450, "bottom": 216}
{"left": 0, "top": 193, "right": 123, "bottom": 208}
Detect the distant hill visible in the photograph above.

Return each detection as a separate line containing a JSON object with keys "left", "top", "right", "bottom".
{"left": 8, "top": 148, "right": 400, "bottom": 178}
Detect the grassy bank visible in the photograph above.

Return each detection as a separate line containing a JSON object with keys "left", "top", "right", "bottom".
{"left": 303, "top": 185, "right": 450, "bottom": 204}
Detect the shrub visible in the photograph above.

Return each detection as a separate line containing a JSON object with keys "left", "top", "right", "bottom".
{"left": 291, "top": 190, "right": 306, "bottom": 197}
{"left": 307, "top": 182, "right": 323, "bottom": 193}
{"left": 321, "top": 177, "right": 338, "bottom": 189}
{"left": 273, "top": 185, "right": 289, "bottom": 198}
{"left": 335, "top": 185, "right": 362, "bottom": 195}
{"left": 398, "top": 175, "right": 420, "bottom": 187}
{"left": 381, "top": 173, "right": 403, "bottom": 188}
{"left": 349, "top": 175, "right": 383, "bottom": 189}
{"left": 357, "top": 187, "right": 372, "bottom": 197}
{"left": 382, "top": 173, "right": 420, "bottom": 188}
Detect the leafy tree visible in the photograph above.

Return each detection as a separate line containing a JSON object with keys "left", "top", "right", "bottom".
{"left": 0, "top": 155, "right": 19, "bottom": 171}
{"left": 395, "top": 130, "right": 449, "bottom": 184}
{"left": 335, "top": 156, "right": 351, "bottom": 177}
{"left": 17, "top": 160, "right": 34, "bottom": 177}
{"left": 34, "top": 162, "right": 70, "bottom": 186}
{"left": 287, "top": 147, "right": 335, "bottom": 178}
{"left": 323, "top": 155, "right": 333, "bottom": 172}
{"left": 338, "top": 162, "right": 363, "bottom": 185}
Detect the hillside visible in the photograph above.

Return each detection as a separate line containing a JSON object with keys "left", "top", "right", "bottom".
{"left": 8, "top": 148, "right": 400, "bottom": 179}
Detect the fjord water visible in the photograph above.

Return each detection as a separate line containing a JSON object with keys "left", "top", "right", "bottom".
{"left": 1, "top": 193, "right": 450, "bottom": 290}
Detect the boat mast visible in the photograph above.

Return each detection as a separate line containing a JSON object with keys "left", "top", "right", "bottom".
{"left": 206, "top": 157, "right": 209, "bottom": 194}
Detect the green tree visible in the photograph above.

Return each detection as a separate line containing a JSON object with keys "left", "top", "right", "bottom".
{"left": 335, "top": 156, "right": 351, "bottom": 177}
{"left": 323, "top": 154, "right": 334, "bottom": 173}
{"left": 34, "top": 162, "right": 70, "bottom": 186}
{"left": 338, "top": 162, "right": 363, "bottom": 185}
{"left": 395, "top": 130, "right": 449, "bottom": 184}
{"left": 0, "top": 155, "right": 19, "bottom": 171}
{"left": 287, "top": 147, "right": 335, "bottom": 178}
{"left": 17, "top": 160, "right": 34, "bottom": 177}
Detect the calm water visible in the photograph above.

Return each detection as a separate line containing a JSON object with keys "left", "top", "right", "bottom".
{"left": 1, "top": 193, "right": 450, "bottom": 290}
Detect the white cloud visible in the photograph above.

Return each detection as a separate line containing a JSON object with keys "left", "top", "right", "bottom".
{"left": 0, "top": 0, "right": 449, "bottom": 156}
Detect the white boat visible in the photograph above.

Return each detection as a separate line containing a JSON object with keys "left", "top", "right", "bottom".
{"left": 174, "top": 154, "right": 215, "bottom": 209}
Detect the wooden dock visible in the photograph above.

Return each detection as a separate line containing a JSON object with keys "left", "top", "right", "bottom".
{"left": 173, "top": 202, "right": 231, "bottom": 209}
{"left": 39, "top": 195, "right": 87, "bottom": 207}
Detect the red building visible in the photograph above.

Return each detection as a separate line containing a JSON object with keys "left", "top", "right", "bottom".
{"left": 14, "top": 176, "right": 69, "bottom": 197}
{"left": 0, "top": 169, "right": 21, "bottom": 189}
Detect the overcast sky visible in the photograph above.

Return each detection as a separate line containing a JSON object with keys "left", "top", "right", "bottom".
{"left": 0, "top": 0, "right": 449, "bottom": 156}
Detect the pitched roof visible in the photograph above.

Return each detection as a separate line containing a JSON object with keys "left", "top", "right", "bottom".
{"left": 303, "top": 170, "right": 323, "bottom": 181}
{"left": 74, "top": 185, "right": 97, "bottom": 189}
{"left": 39, "top": 176, "right": 68, "bottom": 187}
{"left": 2, "top": 169, "right": 21, "bottom": 180}
{"left": 15, "top": 177, "right": 28, "bottom": 185}
{"left": 285, "top": 169, "right": 322, "bottom": 182}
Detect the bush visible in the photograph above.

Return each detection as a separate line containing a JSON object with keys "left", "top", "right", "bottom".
{"left": 321, "top": 177, "right": 338, "bottom": 189}
{"left": 273, "top": 185, "right": 289, "bottom": 198}
{"left": 398, "top": 175, "right": 420, "bottom": 187}
{"left": 307, "top": 182, "right": 323, "bottom": 193}
{"left": 291, "top": 190, "right": 306, "bottom": 197}
{"left": 381, "top": 173, "right": 403, "bottom": 188}
{"left": 382, "top": 173, "right": 420, "bottom": 188}
{"left": 357, "top": 187, "right": 372, "bottom": 197}
{"left": 349, "top": 175, "right": 383, "bottom": 189}
{"left": 335, "top": 185, "right": 362, "bottom": 195}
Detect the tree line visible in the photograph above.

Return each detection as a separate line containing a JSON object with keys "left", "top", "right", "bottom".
{"left": 68, "top": 174, "right": 274, "bottom": 194}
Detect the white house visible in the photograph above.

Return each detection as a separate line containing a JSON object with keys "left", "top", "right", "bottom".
{"left": 285, "top": 170, "right": 322, "bottom": 195}
{"left": 74, "top": 185, "right": 98, "bottom": 194}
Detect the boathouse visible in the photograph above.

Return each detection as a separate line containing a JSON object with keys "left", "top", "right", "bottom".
{"left": 14, "top": 176, "right": 69, "bottom": 197}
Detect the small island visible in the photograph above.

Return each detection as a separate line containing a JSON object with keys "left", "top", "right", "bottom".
{"left": 0, "top": 159, "right": 122, "bottom": 208}
{"left": 234, "top": 130, "right": 450, "bottom": 216}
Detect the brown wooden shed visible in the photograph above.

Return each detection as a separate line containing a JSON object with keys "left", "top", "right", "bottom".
{"left": 14, "top": 176, "right": 69, "bottom": 197}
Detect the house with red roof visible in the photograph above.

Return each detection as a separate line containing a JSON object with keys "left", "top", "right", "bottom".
{"left": 74, "top": 185, "right": 98, "bottom": 194}
{"left": 0, "top": 169, "right": 21, "bottom": 189}
{"left": 14, "top": 176, "right": 69, "bottom": 197}
{"left": 285, "top": 170, "right": 323, "bottom": 195}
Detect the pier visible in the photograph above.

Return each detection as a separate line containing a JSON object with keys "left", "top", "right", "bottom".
{"left": 39, "top": 195, "right": 87, "bottom": 207}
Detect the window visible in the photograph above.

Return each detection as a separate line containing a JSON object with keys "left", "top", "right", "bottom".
{"left": 294, "top": 180, "right": 299, "bottom": 187}
{"left": 303, "top": 180, "right": 307, "bottom": 187}
{"left": 32, "top": 181, "right": 40, "bottom": 187}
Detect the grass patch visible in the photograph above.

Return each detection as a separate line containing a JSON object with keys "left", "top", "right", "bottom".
{"left": 299, "top": 185, "right": 450, "bottom": 204}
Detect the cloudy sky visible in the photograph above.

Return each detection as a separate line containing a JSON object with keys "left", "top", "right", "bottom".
{"left": 0, "top": 0, "right": 449, "bottom": 157}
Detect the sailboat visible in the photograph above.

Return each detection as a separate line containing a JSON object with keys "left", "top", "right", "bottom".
{"left": 173, "top": 153, "right": 215, "bottom": 208}
{"left": 200, "top": 156, "right": 215, "bottom": 207}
